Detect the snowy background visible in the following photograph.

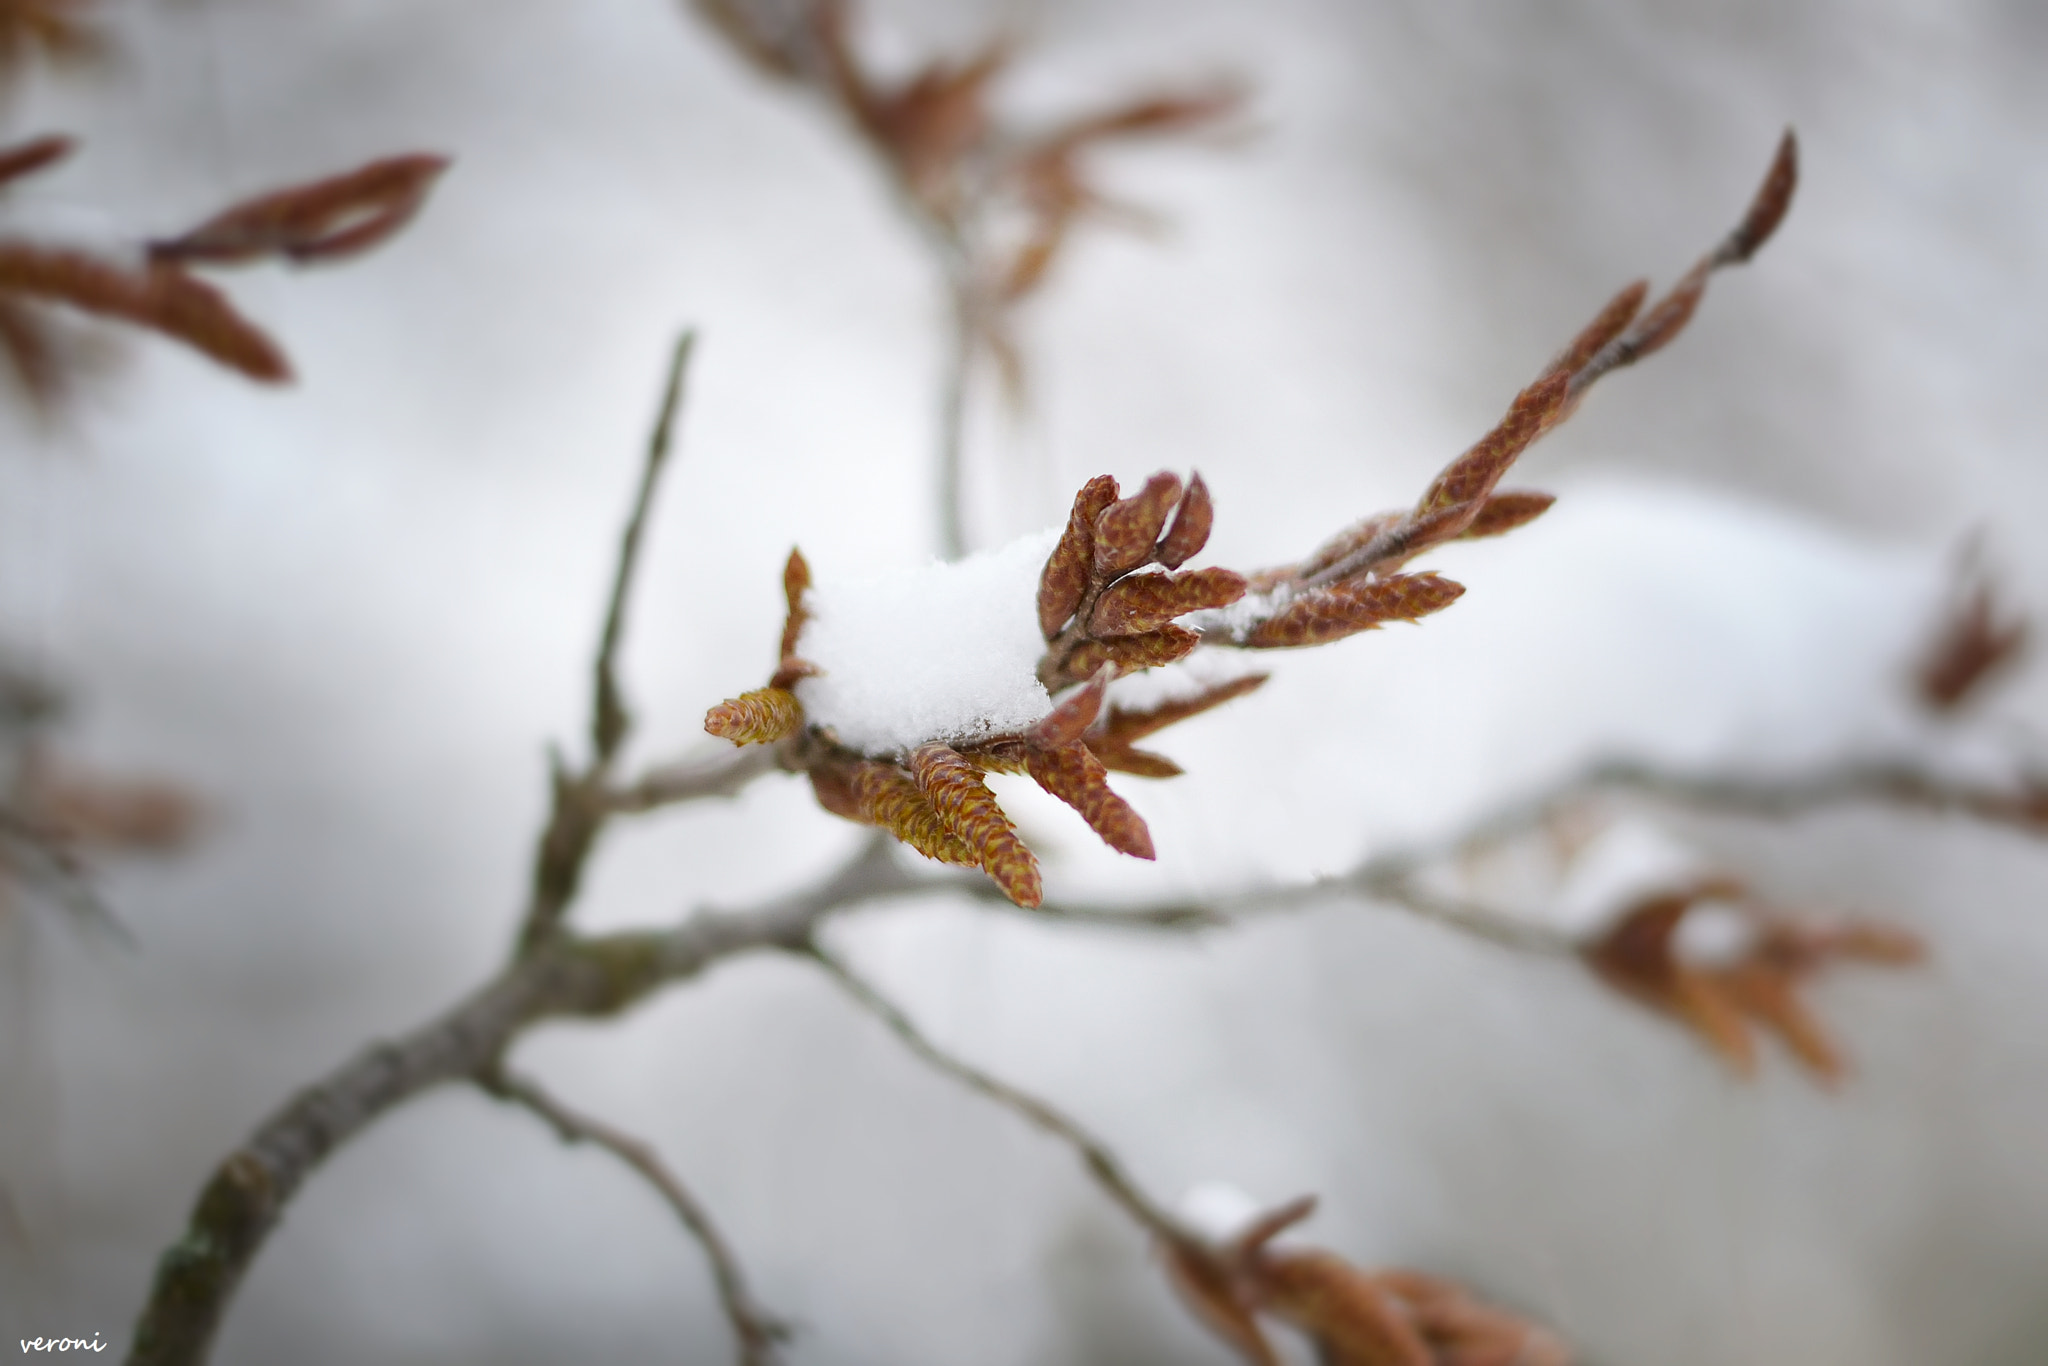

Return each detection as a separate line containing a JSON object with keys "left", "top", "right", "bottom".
{"left": 3, "top": 0, "right": 2048, "bottom": 1362}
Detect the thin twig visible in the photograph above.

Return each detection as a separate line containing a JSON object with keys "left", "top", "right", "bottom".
{"left": 124, "top": 836, "right": 919, "bottom": 1366}
{"left": 601, "top": 744, "right": 786, "bottom": 814}
{"left": 517, "top": 331, "right": 697, "bottom": 955}
{"left": 806, "top": 939, "right": 1187, "bottom": 1242}
{"left": 483, "top": 1068, "right": 791, "bottom": 1366}
{"left": 594, "top": 331, "right": 696, "bottom": 766}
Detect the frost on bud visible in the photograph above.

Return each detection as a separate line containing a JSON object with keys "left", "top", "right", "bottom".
{"left": 1026, "top": 742, "right": 1155, "bottom": 860}
{"left": 910, "top": 743, "right": 1042, "bottom": 906}
{"left": 1039, "top": 475, "right": 1118, "bottom": 639}
{"left": 704, "top": 686, "right": 804, "bottom": 745}
{"left": 1155, "top": 471, "right": 1214, "bottom": 568}
{"left": 1089, "top": 567, "right": 1246, "bottom": 638}
{"left": 1092, "top": 471, "right": 1183, "bottom": 578}
{"left": 852, "top": 761, "right": 980, "bottom": 867}
{"left": 1244, "top": 574, "right": 1464, "bottom": 649}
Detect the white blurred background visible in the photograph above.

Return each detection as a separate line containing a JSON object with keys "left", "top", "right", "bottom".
{"left": 2, "top": 0, "right": 2047, "bottom": 1361}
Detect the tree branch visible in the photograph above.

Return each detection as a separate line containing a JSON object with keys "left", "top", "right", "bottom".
{"left": 481, "top": 1068, "right": 791, "bottom": 1366}
{"left": 124, "top": 834, "right": 910, "bottom": 1366}
{"left": 594, "top": 331, "right": 695, "bottom": 766}
{"left": 806, "top": 939, "right": 1189, "bottom": 1243}
{"left": 600, "top": 744, "right": 787, "bottom": 814}
{"left": 517, "top": 331, "right": 696, "bottom": 955}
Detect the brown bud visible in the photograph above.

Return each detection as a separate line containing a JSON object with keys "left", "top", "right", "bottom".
{"left": 1155, "top": 470, "right": 1214, "bottom": 568}
{"left": 1039, "top": 475, "right": 1120, "bottom": 639}
{"left": 1029, "top": 664, "right": 1113, "bottom": 749}
{"left": 1092, "top": 471, "right": 1183, "bottom": 578}
{"left": 852, "top": 761, "right": 981, "bottom": 866}
{"left": 1089, "top": 567, "right": 1247, "bottom": 638}
{"left": 1457, "top": 490, "right": 1557, "bottom": 541}
{"left": 704, "top": 686, "right": 803, "bottom": 744}
{"left": 1063, "top": 624, "right": 1200, "bottom": 682}
{"left": 1244, "top": 574, "right": 1464, "bottom": 649}
{"left": 909, "top": 743, "right": 1042, "bottom": 906}
{"left": 1415, "top": 371, "right": 1572, "bottom": 523}
{"left": 1026, "top": 742, "right": 1155, "bottom": 859}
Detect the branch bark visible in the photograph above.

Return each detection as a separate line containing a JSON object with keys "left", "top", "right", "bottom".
{"left": 483, "top": 1068, "right": 792, "bottom": 1366}
{"left": 124, "top": 835, "right": 910, "bottom": 1366}
{"left": 807, "top": 940, "right": 1189, "bottom": 1242}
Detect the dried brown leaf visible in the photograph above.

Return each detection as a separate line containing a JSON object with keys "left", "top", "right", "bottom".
{"left": 1669, "top": 972, "right": 1759, "bottom": 1077}
{"left": 0, "top": 133, "right": 71, "bottom": 187}
{"left": 1025, "top": 741, "right": 1154, "bottom": 859}
{"left": 1718, "top": 962, "right": 1839, "bottom": 1083}
{"left": 1161, "top": 1239, "right": 1281, "bottom": 1366}
{"left": 1040, "top": 475, "right": 1119, "bottom": 638}
{"left": 1092, "top": 471, "right": 1183, "bottom": 578}
{"left": 1916, "top": 578, "right": 2027, "bottom": 713}
{"left": 1374, "top": 1272, "right": 1574, "bottom": 1366}
{"left": 0, "top": 246, "right": 290, "bottom": 381}
{"left": 910, "top": 742, "right": 1041, "bottom": 906}
{"left": 852, "top": 761, "right": 980, "bottom": 866}
{"left": 1245, "top": 574, "right": 1465, "bottom": 649}
{"left": 1456, "top": 491, "right": 1557, "bottom": 541}
{"left": 31, "top": 768, "right": 200, "bottom": 852}
{"left": 1155, "top": 470, "right": 1214, "bottom": 568}
{"left": 0, "top": 296, "right": 65, "bottom": 408}
{"left": 703, "top": 686, "right": 804, "bottom": 745}
{"left": 1256, "top": 1251, "right": 1434, "bottom": 1366}
{"left": 150, "top": 154, "right": 449, "bottom": 267}
{"left": 1816, "top": 921, "right": 1926, "bottom": 966}
{"left": 1089, "top": 566, "right": 1246, "bottom": 637}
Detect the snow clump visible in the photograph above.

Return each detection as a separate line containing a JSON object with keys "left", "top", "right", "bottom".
{"left": 794, "top": 529, "right": 1060, "bottom": 755}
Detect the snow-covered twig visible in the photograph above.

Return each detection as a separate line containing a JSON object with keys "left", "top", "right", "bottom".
{"left": 482, "top": 1067, "right": 792, "bottom": 1366}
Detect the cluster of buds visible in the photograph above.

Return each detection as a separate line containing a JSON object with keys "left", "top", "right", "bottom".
{"left": 701, "top": 450, "right": 1517, "bottom": 908}
{"left": 704, "top": 131, "right": 1802, "bottom": 908}
{"left": 1163, "top": 1195, "right": 1571, "bottom": 1366}
{"left": 1583, "top": 875, "right": 1924, "bottom": 1084}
